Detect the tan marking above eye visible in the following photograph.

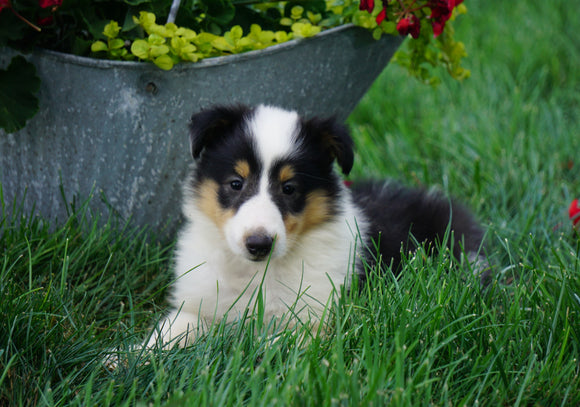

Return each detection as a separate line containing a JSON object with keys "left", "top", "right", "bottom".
{"left": 234, "top": 160, "right": 251, "bottom": 178}
{"left": 278, "top": 164, "right": 296, "bottom": 183}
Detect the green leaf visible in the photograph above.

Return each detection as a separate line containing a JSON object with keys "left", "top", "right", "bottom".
{"left": 91, "top": 41, "right": 108, "bottom": 53}
{"left": 149, "top": 44, "right": 169, "bottom": 58}
{"left": 0, "top": 56, "right": 40, "bottom": 133}
{"left": 109, "top": 38, "right": 125, "bottom": 50}
{"left": 230, "top": 25, "right": 243, "bottom": 41}
{"left": 211, "top": 36, "right": 233, "bottom": 52}
{"left": 153, "top": 54, "right": 174, "bottom": 70}
{"left": 131, "top": 39, "right": 151, "bottom": 59}
{"left": 291, "top": 22, "right": 321, "bottom": 38}
{"left": 79, "top": 11, "right": 110, "bottom": 41}
{"left": 382, "top": 21, "right": 397, "bottom": 35}
{"left": 0, "top": 12, "right": 28, "bottom": 45}
{"left": 148, "top": 33, "right": 166, "bottom": 46}
{"left": 103, "top": 21, "right": 121, "bottom": 39}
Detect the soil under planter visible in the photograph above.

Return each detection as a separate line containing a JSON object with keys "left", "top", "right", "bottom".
{"left": 0, "top": 24, "right": 402, "bottom": 239}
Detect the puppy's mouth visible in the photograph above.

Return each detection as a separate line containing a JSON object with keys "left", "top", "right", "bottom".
{"left": 244, "top": 233, "right": 275, "bottom": 261}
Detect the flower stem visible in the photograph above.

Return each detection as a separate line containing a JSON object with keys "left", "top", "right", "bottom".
{"left": 8, "top": 1, "right": 42, "bottom": 32}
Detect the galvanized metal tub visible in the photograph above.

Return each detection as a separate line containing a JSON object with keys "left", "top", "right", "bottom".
{"left": 0, "top": 24, "right": 401, "bottom": 238}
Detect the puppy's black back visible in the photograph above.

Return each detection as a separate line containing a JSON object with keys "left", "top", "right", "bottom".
{"left": 351, "top": 181, "right": 485, "bottom": 274}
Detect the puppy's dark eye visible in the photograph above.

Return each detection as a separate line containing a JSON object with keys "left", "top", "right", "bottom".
{"left": 230, "top": 179, "right": 243, "bottom": 191}
{"left": 282, "top": 183, "right": 295, "bottom": 195}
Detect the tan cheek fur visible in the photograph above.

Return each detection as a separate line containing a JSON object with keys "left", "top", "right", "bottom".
{"left": 284, "top": 190, "right": 332, "bottom": 237}
{"left": 196, "top": 179, "right": 234, "bottom": 228}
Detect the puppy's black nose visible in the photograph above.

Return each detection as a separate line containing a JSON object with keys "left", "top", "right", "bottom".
{"left": 245, "top": 234, "right": 274, "bottom": 260}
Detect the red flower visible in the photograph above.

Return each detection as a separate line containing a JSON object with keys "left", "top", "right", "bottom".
{"left": 39, "top": 0, "right": 62, "bottom": 9}
{"left": 570, "top": 199, "right": 580, "bottom": 227}
{"left": 0, "top": 0, "right": 10, "bottom": 12}
{"left": 37, "top": 16, "right": 54, "bottom": 26}
{"left": 359, "top": 0, "right": 375, "bottom": 12}
{"left": 429, "top": 0, "right": 463, "bottom": 37}
{"left": 396, "top": 14, "right": 421, "bottom": 39}
{"left": 376, "top": 7, "right": 387, "bottom": 25}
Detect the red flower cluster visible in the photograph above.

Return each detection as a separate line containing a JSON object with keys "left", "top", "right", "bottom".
{"left": 430, "top": 0, "right": 464, "bottom": 36}
{"left": 39, "top": 0, "right": 62, "bottom": 8}
{"left": 0, "top": 0, "right": 61, "bottom": 13}
{"left": 0, "top": 0, "right": 62, "bottom": 29}
{"left": 396, "top": 14, "right": 420, "bottom": 39}
{"left": 359, "top": 0, "right": 464, "bottom": 38}
{"left": 359, "top": 0, "right": 375, "bottom": 12}
{"left": 570, "top": 199, "right": 580, "bottom": 229}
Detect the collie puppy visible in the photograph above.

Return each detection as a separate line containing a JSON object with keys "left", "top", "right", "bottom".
{"left": 148, "top": 104, "right": 487, "bottom": 348}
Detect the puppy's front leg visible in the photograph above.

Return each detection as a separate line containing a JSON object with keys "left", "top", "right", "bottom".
{"left": 103, "top": 310, "right": 200, "bottom": 369}
{"left": 146, "top": 309, "right": 201, "bottom": 349}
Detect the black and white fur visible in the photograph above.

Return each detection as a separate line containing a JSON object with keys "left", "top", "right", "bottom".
{"left": 148, "top": 104, "right": 487, "bottom": 348}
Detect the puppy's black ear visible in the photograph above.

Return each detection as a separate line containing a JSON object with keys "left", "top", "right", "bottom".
{"left": 189, "top": 105, "right": 250, "bottom": 159}
{"left": 302, "top": 116, "right": 354, "bottom": 175}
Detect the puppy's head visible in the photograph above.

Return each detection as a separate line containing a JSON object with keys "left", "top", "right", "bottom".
{"left": 188, "top": 104, "right": 353, "bottom": 262}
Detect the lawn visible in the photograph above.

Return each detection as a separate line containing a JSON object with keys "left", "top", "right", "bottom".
{"left": 1, "top": 0, "right": 580, "bottom": 405}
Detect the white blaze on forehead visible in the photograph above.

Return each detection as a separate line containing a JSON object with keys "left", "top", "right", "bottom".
{"left": 248, "top": 105, "right": 300, "bottom": 168}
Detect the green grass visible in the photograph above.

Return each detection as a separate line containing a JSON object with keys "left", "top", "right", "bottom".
{"left": 2, "top": 0, "right": 580, "bottom": 405}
